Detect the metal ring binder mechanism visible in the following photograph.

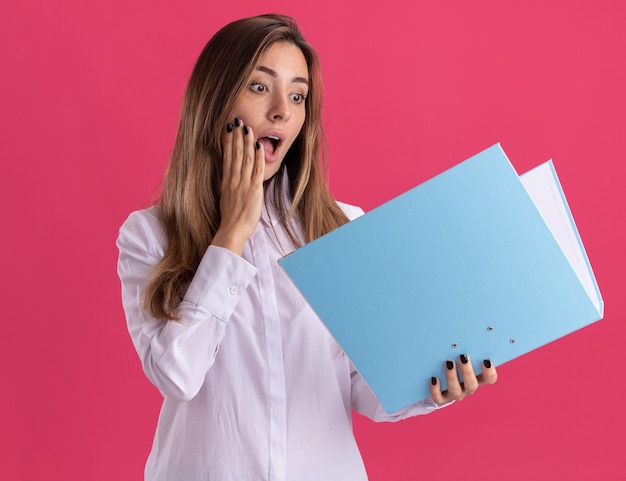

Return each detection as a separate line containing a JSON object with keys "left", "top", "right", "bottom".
{"left": 279, "top": 143, "right": 603, "bottom": 413}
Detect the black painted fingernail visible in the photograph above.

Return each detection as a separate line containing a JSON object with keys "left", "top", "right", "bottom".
{"left": 226, "top": 123, "right": 233, "bottom": 133}
{"left": 255, "top": 140, "right": 260, "bottom": 150}
{"left": 234, "top": 117, "right": 241, "bottom": 127}
{"left": 483, "top": 359, "right": 492, "bottom": 369}
{"left": 460, "top": 354, "right": 468, "bottom": 364}
{"left": 446, "top": 360, "right": 454, "bottom": 370}
{"left": 431, "top": 376, "right": 437, "bottom": 386}
{"left": 243, "top": 125, "right": 249, "bottom": 135}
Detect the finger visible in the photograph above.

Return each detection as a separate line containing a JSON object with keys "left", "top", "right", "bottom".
{"left": 443, "top": 359, "right": 464, "bottom": 400}
{"left": 253, "top": 137, "right": 266, "bottom": 184}
{"left": 222, "top": 122, "right": 234, "bottom": 182}
{"left": 457, "top": 353, "right": 479, "bottom": 395}
{"left": 429, "top": 376, "right": 446, "bottom": 405}
{"left": 240, "top": 124, "right": 256, "bottom": 181}
{"left": 476, "top": 359, "right": 498, "bottom": 386}
{"left": 229, "top": 117, "right": 244, "bottom": 184}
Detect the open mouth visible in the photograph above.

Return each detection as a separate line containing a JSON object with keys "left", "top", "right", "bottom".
{"left": 259, "top": 136, "right": 281, "bottom": 154}
{"left": 267, "top": 136, "right": 280, "bottom": 153}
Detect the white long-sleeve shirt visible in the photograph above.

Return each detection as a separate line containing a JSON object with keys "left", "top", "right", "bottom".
{"left": 117, "top": 194, "right": 444, "bottom": 481}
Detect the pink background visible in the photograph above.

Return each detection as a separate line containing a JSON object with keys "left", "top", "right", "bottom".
{"left": 2, "top": 0, "right": 625, "bottom": 479}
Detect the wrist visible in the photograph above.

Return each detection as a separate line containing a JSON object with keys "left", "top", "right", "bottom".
{"left": 211, "top": 229, "right": 247, "bottom": 256}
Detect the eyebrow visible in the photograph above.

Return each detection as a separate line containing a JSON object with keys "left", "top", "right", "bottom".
{"left": 256, "top": 65, "right": 309, "bottom": 85}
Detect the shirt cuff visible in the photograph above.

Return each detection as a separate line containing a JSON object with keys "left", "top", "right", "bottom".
{"left": 182, "top": 245, "right": 258, "bottom": 322}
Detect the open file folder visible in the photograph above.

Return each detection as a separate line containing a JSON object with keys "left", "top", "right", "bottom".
{"left": 279, "top": 143, "right": 603, "bottom": 413}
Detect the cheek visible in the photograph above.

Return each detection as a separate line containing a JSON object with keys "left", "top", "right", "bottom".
{"left": 286, "top": 130, "right": 303, "bottom": 153}
{"left": 291, "top": 117, "right": 306, "bottom": 143}
{"left": 228, "top": 96, "right": 255, "bottom": 123}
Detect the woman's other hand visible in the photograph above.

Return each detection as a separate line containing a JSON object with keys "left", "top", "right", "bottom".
{"left": 429, "top": 355, "right": 497, "bottom": 405}
{"left": 212, "top": 118, "right": 265, "bottom": 255}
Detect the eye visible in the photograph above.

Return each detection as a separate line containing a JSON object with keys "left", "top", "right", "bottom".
{"left": 290, "top": 93, "right": 307, "bottom": 104}
{"left": 250, "top": 82, "right": 267, "bottom": 93}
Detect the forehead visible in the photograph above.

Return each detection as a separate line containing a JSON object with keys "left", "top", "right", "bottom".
{"left": 255, "top": 41, "right": 309, "bottom": 78}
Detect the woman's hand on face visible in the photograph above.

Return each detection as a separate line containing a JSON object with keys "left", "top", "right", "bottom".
{"left": 429, "top": 355, "right": 497, "bottom": 405}
{"left": 212, "top": 118, "right": 265, "bottom": 255}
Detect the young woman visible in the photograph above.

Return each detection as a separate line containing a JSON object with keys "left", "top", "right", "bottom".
{"left": 117, "top": 14, "right": 497, "bottom": 481}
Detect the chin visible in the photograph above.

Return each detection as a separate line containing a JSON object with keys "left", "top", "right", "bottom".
{"left": 263, "top": 161, "right": 284, "bottom": 181}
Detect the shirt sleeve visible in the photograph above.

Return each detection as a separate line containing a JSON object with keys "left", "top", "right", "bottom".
{"left": 349, "top": 363, "right": 453, "bottom": 422}
{"left": 116, "top": 209, "right": 257, "bottom": 401}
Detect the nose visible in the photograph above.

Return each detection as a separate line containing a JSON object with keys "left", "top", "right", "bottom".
{"left": 267, "top": 93, "right": 291, "bottom": 122}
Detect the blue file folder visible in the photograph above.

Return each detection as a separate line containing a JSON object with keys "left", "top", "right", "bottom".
{"left": 279, "top": 144, "right": 603, "bottom": 413}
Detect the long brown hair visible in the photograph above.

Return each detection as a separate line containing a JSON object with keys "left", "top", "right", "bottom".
{"left": 145, "top": 14, "right": 349, "bottom": 320}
